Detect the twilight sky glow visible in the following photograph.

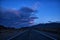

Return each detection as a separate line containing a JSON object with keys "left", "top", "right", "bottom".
{"left": 0, "top": 0, "right": 60, "bottom": 27}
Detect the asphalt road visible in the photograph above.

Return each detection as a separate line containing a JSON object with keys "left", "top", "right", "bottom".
{"left": 7, "top": 29, "right": 57, "bottom": 40}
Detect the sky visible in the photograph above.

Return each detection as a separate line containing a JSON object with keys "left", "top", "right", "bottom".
{"left": 0, "top": 0, "right": 60, "bottom": 26}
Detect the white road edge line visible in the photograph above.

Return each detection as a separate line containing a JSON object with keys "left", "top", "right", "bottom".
{"left": 7, "top": 30, "right": 28, "bottom": 40}
{"left": 34, "top": 30, "right": 57, "bottom": 40}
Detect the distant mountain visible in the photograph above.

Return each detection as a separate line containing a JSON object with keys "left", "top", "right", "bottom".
{"left": 0, "top": 22, "right": 60, "bottom": 29}
{"left": 31, "top": 22, "right": 60, "bottom": 28}
{"left": 0, "top": 22, "right": 60, "bottom": 34}
{"left": 0, "top": 25, "right": 6, "bottom": 29}
{"left": 0, "top": 25, "right": 16, "bottom": 29}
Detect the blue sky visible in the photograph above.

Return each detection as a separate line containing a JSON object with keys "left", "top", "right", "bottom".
{"left": 1, "top": 0, "right": 60, "bottom": 24}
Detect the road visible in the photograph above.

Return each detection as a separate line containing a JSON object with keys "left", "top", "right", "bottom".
{"left": 7, "top": 29, "right": 58, "bottom": 40}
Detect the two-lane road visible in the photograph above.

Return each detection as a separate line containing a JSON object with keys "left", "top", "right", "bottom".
{"left": 8, "top": 29, "right": 57, "bottom": 40}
